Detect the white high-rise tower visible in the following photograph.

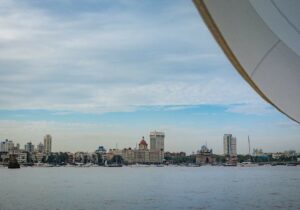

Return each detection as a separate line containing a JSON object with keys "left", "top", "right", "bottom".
{"left": 150, "top": 131, "right": 165, "bottom": 152}
{"left": 44, "top": 134, "right": 52, "bottom": 154}
{"left": 223, "top": 134, "right": 237, "bottom": 156}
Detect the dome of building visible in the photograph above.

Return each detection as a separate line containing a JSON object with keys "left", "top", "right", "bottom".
{"left": 139, "top": 137, "right": 148, "bottom": 146}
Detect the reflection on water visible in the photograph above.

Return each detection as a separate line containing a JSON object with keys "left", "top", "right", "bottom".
{"left": 0, "top": 166, "right": 300, "bottom": 210}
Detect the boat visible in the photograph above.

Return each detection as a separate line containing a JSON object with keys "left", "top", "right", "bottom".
{"left": 223, "top": 163, "right": 237, "bottom": 167}
{"left": 107, "top": 163, "right": 123, "bottom": 167}
{"left": 240, "top": 162, "right": 258, "bottom": 167}
{"left": 8, "top": 155, "right": 20, "bottom": 169}
{"left": 105, "top": 160, "right": 123, "bottom": 167}
{"left": 286, "top": 162, "right": 298, "bottom": 166}
{"left": 241, "top": 136, "right": 257, "bottom": 167}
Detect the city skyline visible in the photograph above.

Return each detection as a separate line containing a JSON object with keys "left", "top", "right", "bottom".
{"left": 0, "top": 131, "right": 298, "bottom": 155}
{"left": 0, "top": 0, "right": 300, "bottom": 154}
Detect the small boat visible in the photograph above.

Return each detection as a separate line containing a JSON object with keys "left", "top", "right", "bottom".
{"left": 286, "top": 162, "right": 297, "bottom": 166}
{"left": 223, "top": 163, "right": 237, "bottom": 167}
{"left": 107, "top": 163, "right": 123, "bottom": 167}
{"left": 241, "top": 162, "right": 258, "bottom": 167}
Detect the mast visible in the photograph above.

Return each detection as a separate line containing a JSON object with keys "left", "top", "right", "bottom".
{"left": 248, "top": 135, "right": 251, "bottom": 162}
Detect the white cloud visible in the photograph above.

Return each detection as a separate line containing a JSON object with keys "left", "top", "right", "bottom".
{"left": 226, "top": 103, "right": 275, "bottom": 115}
{"left": 0, "top": 0, "right": 267, "bottom": 114}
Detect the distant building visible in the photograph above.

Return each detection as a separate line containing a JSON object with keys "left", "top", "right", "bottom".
{"left": 37, "top": 143, "right": 44, "bottom": 153}
{"left": 121, "top": 135, "right": 165, "bottom": 164}
{"left": 34, "top": 152, "right": 44, "bottom": 163}
{"left": 16, "top": 143, "right": 20, "bottom": 151}
{"left": 149, "top": 150, "right": 161, "bottom": 163}
{"left": 150, "top": 131, "right": 165, "bottom": 151}
{"left": 44, "top": 134, "right": 52, "bottom": 154}
{"left": 106, "top": 149, "right": 122, "bottom": 161}
{"left": 272, "top": 152, "right": 284, "bottom": 159}
{"left": 95, "top": 146, "right": 107, "bottom": 162}
{"left": 16, "top": 151, "right": 27, "bottom": 164}
{"left": 95, "top": 146, "right": 106, "bottom": 154}
{"left": 134, "top": 137, "right": 149, "bottom": 163}
{"left": 223, "top": 134, "right": 237, "bottom": 165}
{"left": 122, "top": 148, "right": 135, "bottom": 164}
{"left": 196, "top": 145, "right": 214, "bottom": 165}
{"left": 0, "top": 141, "right": 5, "bottom": 152}
{"left": 150, "top": 131, "right": 165, "bottom": 162}
{"left": 25, "top": 142, "right": 35, "bottom": 153}
{"left": 0, "top": 139, "right": 14, "bottom": 152}
{"left": 283, "top": 150, "right": 297, "bottom": 158}
{"left": 223, "top": 134, "right": 237, "bottom": 156}
{"left": 66, "top": 152, "right": 74, "bottom": 164}
{"left": 74, "top": 152, "right": 92, "bottom": 164}
{"left": 252, "top": 148, "right": 264, "bottom": 157}
{"left": 139, "top": 137, "right": 148, "bottom": 150}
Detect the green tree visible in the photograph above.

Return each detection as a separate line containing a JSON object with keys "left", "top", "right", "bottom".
{"left": 110, "top": 155, "right": 123, "bottom": 164}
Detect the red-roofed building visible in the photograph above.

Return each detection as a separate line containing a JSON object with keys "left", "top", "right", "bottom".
{"left": 138, "top": 137, "right": 148, "bottom": 150}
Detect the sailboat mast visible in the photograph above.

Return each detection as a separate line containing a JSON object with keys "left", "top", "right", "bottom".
{"left": 248, "top": 135, "right": 251, "bottom": 156}
{"left": 248, "top": 135, "right": 251, "bottom": 162}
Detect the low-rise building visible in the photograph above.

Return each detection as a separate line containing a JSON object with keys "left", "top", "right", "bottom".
{"left": 34, "top": 152, "right": 44, "bottom": 163}
{"left": 122, "top": 148, "right": 135, "bottom": 164}
{"left": 17, "top": 151, "right": 27, "bottom": 164}
{"left": 66, "top": 152, "right": 74, "bottom": 164}
{"left": 272, "top": 152, "right": 284, "bottom": 159}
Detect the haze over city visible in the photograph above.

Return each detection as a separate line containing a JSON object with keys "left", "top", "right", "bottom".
{"left": 0, "top": 0, "right": 299, "bottom": 154}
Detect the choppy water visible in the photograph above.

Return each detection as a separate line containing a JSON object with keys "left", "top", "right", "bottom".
{"left": 0, "top": 166, "right": 300, "bottom": 210}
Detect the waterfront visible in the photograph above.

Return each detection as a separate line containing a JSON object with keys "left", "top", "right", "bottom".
{"left": 0, "top": 166, "right": 300, "bottom": 210}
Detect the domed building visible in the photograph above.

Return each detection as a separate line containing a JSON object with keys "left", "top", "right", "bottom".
{"left": 196, "top": 145, "right": 214, "bottom": 165}
{"left": 134, "top": 137, "right": 150, "bottom": 163}
{"left": 121, "top": 134, "right": 165, "bottom": 164}
{"left": 138, "top": 137, "right": 148, "bottom": 150}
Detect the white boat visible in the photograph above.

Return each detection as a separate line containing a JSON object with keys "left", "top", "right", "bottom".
{"left": 241, "top": 136, "right": 258, "bottom": 167}
{"left": 240, "top": 162, "right": 258, "bottom": 167}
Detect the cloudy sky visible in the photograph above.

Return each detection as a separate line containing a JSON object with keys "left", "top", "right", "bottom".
{"left": 0, "top": 0, "right": 299, "bottom": 154}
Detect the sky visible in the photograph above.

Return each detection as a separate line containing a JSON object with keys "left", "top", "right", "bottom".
{"left": 0, "top": 0, "right": 299, "bottom": 154}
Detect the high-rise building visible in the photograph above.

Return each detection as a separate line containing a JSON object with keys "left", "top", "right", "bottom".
{"left": 223, "top": 134, "right": 237, "bottom": 165}
{"left": 150, "top": 131, "right": 165, "bottom": 152}
{"left": 0, "top": 141, "right": 6, "bottom": 152}
{"left": 0, "top": 139, "right": 14, "bottom": 152}
{"left": 16, "top": 143, "right": 20, "bottom": 151}
{"left": 44, "top": 134, "right": 52, "bottom": 154}
{"left": 150, "top": 131, "right": 165, "bottom": 162}
{"left": 223, "top": 134, "right": 237, "bottom": 156}
{"left": 25, "top": 142, "right": 35, "bottom": 153}
{"left": 37, "top": 143, "right": 44, "bottom": 153}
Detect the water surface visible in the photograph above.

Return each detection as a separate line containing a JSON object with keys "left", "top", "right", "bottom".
{"left": 0, "top": 166, "right": 299, "bottom": 210}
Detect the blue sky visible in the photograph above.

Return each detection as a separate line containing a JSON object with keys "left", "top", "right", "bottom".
{"left": 0, "top": 0, "right": 299, "bottom": 153}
